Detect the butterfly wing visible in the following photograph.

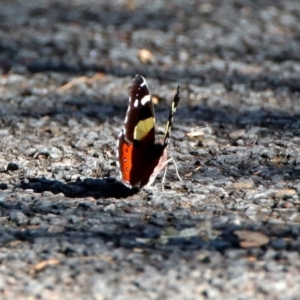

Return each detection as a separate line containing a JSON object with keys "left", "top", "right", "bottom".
{"left": 117, "top": 76, "right": 180, "bottom": 189}
{"left": 146, "top": 85, "right": 180, "bottom": 186}
{"left": 163, "top": 85, "right": 180, "bottom": 147}
{"left": 117, "top": 75, "right": 156, "bottom": 188}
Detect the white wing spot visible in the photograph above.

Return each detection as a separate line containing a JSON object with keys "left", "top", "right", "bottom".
{"left": 141, "top": 95, "right": 151, "bottom": 105}
{"left": 140, "top": 80, "right": 146, "bottom": 87}
{"left": 134, "top": 99, "right": 139, "bottom": 107}
{"left": 124, "top": 115, "right": 128, "bottom": 123}
{"left": 124, "top": 158, "right": 127, "bottom": 162}
{"left": 118, "top": 131, "right": 123, "bottom": 137}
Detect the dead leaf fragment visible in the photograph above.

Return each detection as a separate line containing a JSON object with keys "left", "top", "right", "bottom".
{"left": 232, "top": 179, "right": 254, "bottom": 190}
{"left": 138, "top": 49, "right": 154, "bottom": 64}
{"left": 274, "top": 189, "right": 297, "bottom": 200}
{"left": 152, "top": 96, "right": 159, "bottom": 105}
{"left": 57, "top": 73, "right": 105, "bottom": 92}
{"left": 186, "top": 125, "right": 209, "bottom": 137}
{"left": 136, "top": 222, "right": 214, "bottom": 245}
{"left": 186, "top": 131, "right": 205, "bottom": 137}
{"left": 33, "top": 259, "right": 60, "bottom": 272}
{"left": 184, "top": 172, "right": 193, "bottom": 178}
{"left": 234, "top": 230, "right": 269, "bottom": 248}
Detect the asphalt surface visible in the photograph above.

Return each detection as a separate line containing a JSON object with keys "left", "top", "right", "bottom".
{"left": 0, "top": 0, "right": 300, "bottom": 299}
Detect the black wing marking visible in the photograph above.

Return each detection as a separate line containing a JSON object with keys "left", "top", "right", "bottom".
{"left": 123, "top": 75, "right": 155, "bottom": 144}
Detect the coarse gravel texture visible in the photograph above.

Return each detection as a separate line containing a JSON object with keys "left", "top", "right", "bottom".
{"left": 1, "top": 0, "right": 300, "bottom": 299}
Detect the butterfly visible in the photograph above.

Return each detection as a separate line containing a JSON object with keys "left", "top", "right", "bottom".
{"left": 116, "top": 75, "right": 181, "bottom": 189}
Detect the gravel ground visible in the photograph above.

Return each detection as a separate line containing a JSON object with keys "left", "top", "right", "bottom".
{"left": 1, "top": 0, "right": 300, "bottom": 299}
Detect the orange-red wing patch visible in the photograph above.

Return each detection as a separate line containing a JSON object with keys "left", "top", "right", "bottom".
{"left": 118, "top": 127, "right": 158, "bottom": 188}
{"left": 118, "top": 140, "right": 133, "bottom": 187}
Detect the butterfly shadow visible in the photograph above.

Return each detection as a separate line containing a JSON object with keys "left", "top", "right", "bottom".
{"left": 18, "top": 177, "right": 139, "bottom": 199}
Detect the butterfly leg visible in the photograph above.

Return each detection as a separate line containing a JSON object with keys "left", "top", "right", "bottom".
{"left": 161, "top": 157, "right": 183, "bottom": 190}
